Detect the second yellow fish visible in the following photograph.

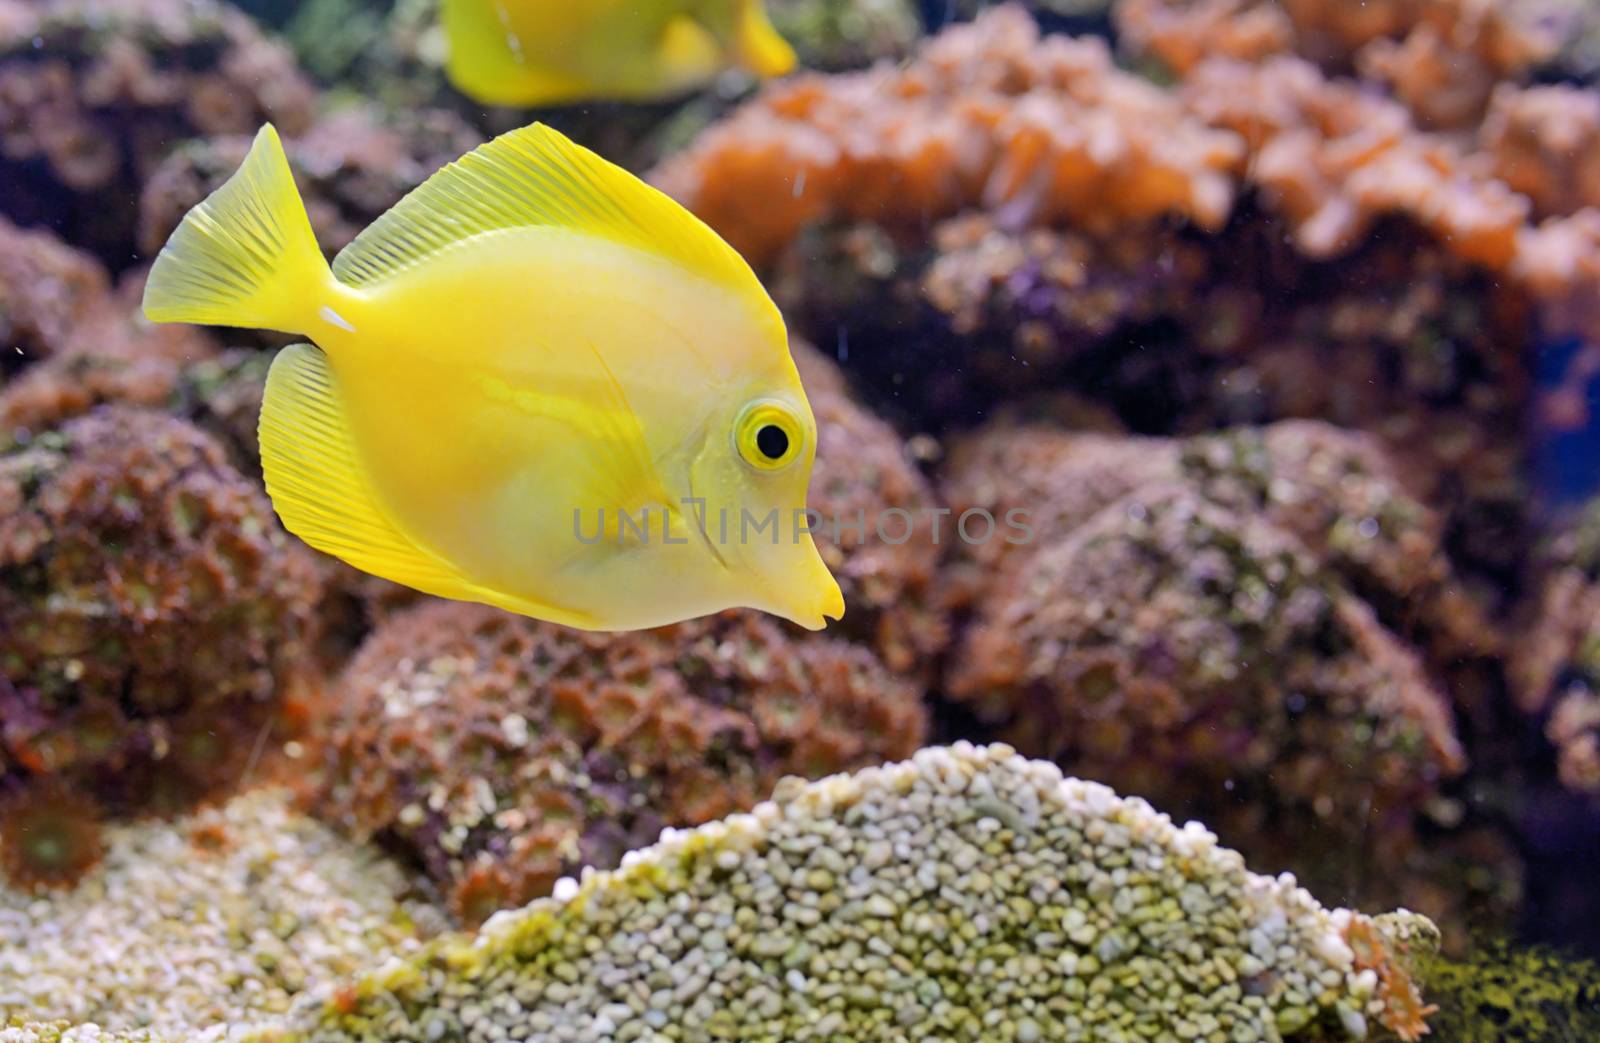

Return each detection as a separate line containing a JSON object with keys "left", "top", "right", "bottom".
{"left": 141, "top": 122, "right": 843, "bottom": 632}
{"left": 442, "top": 0, "right": 797, "bottom": 107}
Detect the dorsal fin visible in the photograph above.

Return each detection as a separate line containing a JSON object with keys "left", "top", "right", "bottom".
{"left": 331, "top": 123, "right": 771, "bottom": 306}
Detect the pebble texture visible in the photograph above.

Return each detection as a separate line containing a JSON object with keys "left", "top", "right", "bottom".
{"left": 0, "top": 788, "right": 443, "bottom": 1037}
{"left": 279, "top": 743, "right": 1438, "bottom": 1043}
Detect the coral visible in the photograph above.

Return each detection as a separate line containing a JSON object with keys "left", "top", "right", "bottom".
{"left": 0, "top": 408, "right": 322, "bottom": 834}
{"left": 0, "top": 788, "right": 445, "bottom": 1037}
{"left": 1510, "top": 497, "right": 1600, "bottom": 797}
{"left": 138, "top": 104, "right": 483, "bottom": 260}
{"left": 659, "top": 11, "right": 1540, "bottom": 590}
{"left": 0, "top": 0, "right": 317, "bottom": 266}
{"left": 939, "top": 418, "right": 1516, "bottom": 934}
{"left": 1418, "top": 936, "right": 1600, "bottom": 1042}
{"left": 311, "top": 600, "right": 926, "bottom": 926}
{"left": 793, "top": 340, "right": 946, "bottom": 673}
{"left": 1480, "top": 83, "right": 1600, "bottom": 219}
{"left": 1116, "top": 0, "right": 1295, "bottom": 76}
{"left": 283, "top": 744, "right": 1440, "bottom": 1043}
{"left": 653, "top": 6, "right": 1244, "bottom": 268}
{"left": 1118, "top": 0, "right": 1559, "bottom": 128}
{"left": 0, "top": 779, "right": 104, "bottom": 892}
{"left": 1178, "top": 55, "right": 1529, "bottom": 267}
{"left": 0, "top": 217, "right": 110, "bottom": 378}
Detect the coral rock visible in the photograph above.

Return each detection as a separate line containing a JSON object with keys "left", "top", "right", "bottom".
{"left": 311, "top": 601, "right": 926, "bottom": 926}
{"left": 139, "top": 105, "right": 483, "bottom": 260}
{"left": 794, "top": 340, "right": 946, "bottom": 673}
{"left": 0, "top": 0, "right": 317, "bottom": 265}
{"left": 940, "top": 417, "right": 1508, "bottom": 933}
{"left": 285, "top": 744, "right": 1441, "bottom": 1043}
{"left": 0, "top": 407, "right": 322, "bottom": 838}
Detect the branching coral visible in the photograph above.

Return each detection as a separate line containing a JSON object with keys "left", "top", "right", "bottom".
{"left": 311, "top": 601, "right": 926, "bottom": 926}
{"left": 653, "top": 6, "right": 1244, "bottom": 267}
{"left": 0, "top": 408, "right": 322, "bottom": 851}
{"left": 1117, "top": 0, "right": 1559, "bottom": 128}
{"left": 283, "top": 744, "right": 1440, "bottom": 1043}
{"left": 0, "top": 0, "right": 317, "bottom": 265}
{"left": 939, "top": 417, "right": 1517, "bottom": 934}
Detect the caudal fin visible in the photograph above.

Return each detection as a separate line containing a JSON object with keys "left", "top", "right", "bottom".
{"left": 143, "top": 125, "right": 329, "bottom": 335}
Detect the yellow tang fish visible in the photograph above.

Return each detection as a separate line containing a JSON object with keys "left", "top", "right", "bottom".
{"left": 141, "top": 123, "right": 844, "bottom": 632}
{"left": 442, "top": 0, "right": 797, "bottom": 107}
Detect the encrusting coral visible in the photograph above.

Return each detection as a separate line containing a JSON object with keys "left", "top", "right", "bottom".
{"left": 275, "top": 744, "right": 1442, "bottom": 1043}
{"left": 939, "top": 417, "right": 1517, "bottom": 936}
{"left": 311, "top": 601, "right": 927, "bottom": 926}
{"left": 0, "top": 217, "right": 110, "bottom": 378}
{"left": 0, "top": 408, "right": 322, "bottom": 887}
{"left": 1416, "top": 935, "right": 1600, "bottom": 1042}
{"left": 0, "top": 0, "right": 317, "bottom": 265}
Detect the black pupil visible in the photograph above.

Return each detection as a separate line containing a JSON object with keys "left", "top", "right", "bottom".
{"left": 756, "top": 424, "right": 790, "bottom": 460}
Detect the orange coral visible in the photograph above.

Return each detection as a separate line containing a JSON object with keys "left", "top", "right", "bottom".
{"left": 653, "top": 6, "right": 1242, "bottom": 267}
{"left": 1345, "top": 915, "right": 1440, "bottom": 1041}
{"left": 1481, "top": 84, "right": 1600, "bottom": 219}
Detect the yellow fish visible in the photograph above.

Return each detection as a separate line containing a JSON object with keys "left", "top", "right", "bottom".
{"left": 141, "top": 123, "right": 844, "bottom": 632}
{"left": 442, "top": 0, "right": 798, "bottom": 107}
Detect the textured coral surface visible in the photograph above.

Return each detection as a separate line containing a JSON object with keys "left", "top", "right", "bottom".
{"left": 0, "top": 0, "right": 316, "bottom": 265}
{"left": 0, "top": 408, "right": 321, "bottom": 883}
{"left": 284, "top": 745, "right": 1440, "bottom": 1043}
{"left": 312, "top": 601, "right": 926, "bottom": 925}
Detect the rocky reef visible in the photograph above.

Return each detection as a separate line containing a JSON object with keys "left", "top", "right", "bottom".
{"left": 0, "top": 407, "right": 322, "bottom": 886}
{"left": 0, "top": 0, "right": 316, "bottom": 265}
{"left": 312, "top": 601, "right": 927, "bottom": 926}
{"left": 277, "top": 744, "right": 1440, "bottom": 1043}
{"left": 940, "top": 417, "right": 1517, "bottom": 936}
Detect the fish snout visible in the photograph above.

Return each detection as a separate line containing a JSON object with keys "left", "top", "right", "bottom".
{"left": 767, "top": 552, "right": 844, "bottom": 631}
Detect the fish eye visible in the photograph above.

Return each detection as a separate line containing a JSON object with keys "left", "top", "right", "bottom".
{"left": 735, "top": 400, "right": 804, "bottom": 472}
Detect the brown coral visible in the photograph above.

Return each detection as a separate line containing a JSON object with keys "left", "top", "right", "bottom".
{"left": 0, "top": 407, "right": 322, "bottom": 827}
{"left": 0, "top": 216, "right": 110, "bottom": 377}
{"left": 793, "top": 340, "right": 946, "bottom": 673}
{"left": 0, "top": 778, "right": 105, "bottom": 892}
{"left": 312, "top": 601, "right": 926, "bottom": 926}
{"left": 1510, "top": 498, "right": 1600, "bottom": 797}
{"left": 938, "top": 416, "right": 1516, "bottom": 932}
{"left": 0, "top": 0, "right": 317, "bottom": 265}
{"left": 138, "top": 104, "right": 483, "bottom": 260}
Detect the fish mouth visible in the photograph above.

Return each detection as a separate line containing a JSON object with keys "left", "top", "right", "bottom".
{"left": 770, "top": 570, "right": 845, "bottom": 631}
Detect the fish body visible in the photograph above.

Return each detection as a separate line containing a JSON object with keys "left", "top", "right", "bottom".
{"left": 141, "top": 123, "right": 843, "bottom": 632}
{"left": 442, "top": 0, "right": 797, "bottom": 107}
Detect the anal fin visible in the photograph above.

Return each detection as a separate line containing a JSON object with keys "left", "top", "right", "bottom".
{"left": 260, "top": 344, "right": 476, "bottom": 600}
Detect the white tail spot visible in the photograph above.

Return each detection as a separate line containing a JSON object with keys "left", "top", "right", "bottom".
{"left": 320, "top": 305, "right": 356, "bottom": 332}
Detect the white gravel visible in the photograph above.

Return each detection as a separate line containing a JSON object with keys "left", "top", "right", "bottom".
{"left": 0, "top": 788, "right": 445, "bottom": 1039}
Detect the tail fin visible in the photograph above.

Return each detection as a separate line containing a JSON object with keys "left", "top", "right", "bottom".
{"left": 734, "top": 4, "right": 795, "bottom": 78}
{"left": 143, "top": 124, "right": 330, "bottom": 335}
